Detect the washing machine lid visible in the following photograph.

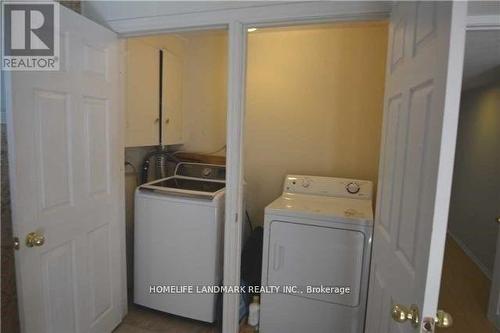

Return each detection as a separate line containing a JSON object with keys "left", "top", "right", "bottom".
{"left": 265, "top": 193, "right": 373, "bottom": 225}
{"left": 139, "top": 176, "right": 225, "bottom": 200}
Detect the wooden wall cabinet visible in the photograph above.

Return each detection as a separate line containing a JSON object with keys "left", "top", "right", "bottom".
{"left": 161, "top": 50, "right": 184, "bottom": 145}
{"left": 125, "top": 40, "right": 184, "bottom": 147}
{"left": 125, "top": 39, "right": 160, "bottom": 147}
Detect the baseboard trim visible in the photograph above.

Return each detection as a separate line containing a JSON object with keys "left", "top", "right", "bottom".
{"left": 447, "top": 231, "right": 492, "bottom": 280}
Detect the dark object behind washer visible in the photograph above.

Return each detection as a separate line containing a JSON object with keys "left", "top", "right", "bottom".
{"left": 215, "top": 227, "right": 264, "bottom": 325}
{"left": 241, "top": 226, "right": 264, "bottom": 290}
{"left": 140, "top": 148, "right": 180, "bottom": 183}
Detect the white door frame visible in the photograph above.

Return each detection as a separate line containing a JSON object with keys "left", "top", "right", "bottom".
{"left": 222, "top": 14, "right": 389, "bottom": 333}
{"left": 80, "top": 3, "right": 482, "bottom": 332}
{"left": 222, "top": 21, "right": 246, "bottom": 333}
{"left": 111, "top": 4, "right": 391, "bottom": 333}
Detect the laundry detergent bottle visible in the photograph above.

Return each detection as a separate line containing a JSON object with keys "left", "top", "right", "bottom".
{"left": 248, "top": 295, "right": 260, "bottom": 328}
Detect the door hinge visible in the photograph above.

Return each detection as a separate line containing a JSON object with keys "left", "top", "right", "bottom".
{"left": 235, "top": 213, "right": 238, "bottom": 222}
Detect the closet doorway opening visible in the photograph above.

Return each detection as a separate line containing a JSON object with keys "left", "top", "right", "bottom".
{"left": 121, "top": 28, "right": 228, "bottom": 333}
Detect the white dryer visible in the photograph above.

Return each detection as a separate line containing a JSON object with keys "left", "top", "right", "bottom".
{"left": 260, "top": 175, "right": 373, "bottom": 333}
{"left": 134, "top": 162, "right": 225, "bottom": 323}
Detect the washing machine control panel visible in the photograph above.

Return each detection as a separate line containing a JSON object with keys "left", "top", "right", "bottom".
{"left": 284, "top": 175, "right": 372, "bottom": 199}
{"left": 175, "top": 162, "right": 226, "bottom": 180}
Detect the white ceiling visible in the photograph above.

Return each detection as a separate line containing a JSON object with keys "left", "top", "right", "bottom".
{"left": 82, "top": 1, "right": 288, "bottom": 22}
{"left": 82, "top": 1, "right": 499, "bottom": 23}
{"left": 463, "top": 30, "right": 500, "bottom": 83}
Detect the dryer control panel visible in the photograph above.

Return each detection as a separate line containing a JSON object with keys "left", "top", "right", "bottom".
{"left": 283, "top": 175, "right": 372, "bottom": 199}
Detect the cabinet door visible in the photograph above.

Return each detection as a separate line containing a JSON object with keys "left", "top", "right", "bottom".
{"left": 162, "top": 50, "right": 183, "bottom": 145}
{"left": 125, "top": 39, "right": 160, "bottom": 147}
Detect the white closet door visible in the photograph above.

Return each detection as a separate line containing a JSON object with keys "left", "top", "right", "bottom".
{"left": 365, "top": 2, "right": 466, "bottom": 332}
{"left": 7, "top": 5, "right": 125, "bottom": 333}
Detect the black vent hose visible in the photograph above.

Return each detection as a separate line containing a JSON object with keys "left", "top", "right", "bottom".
{"left": 141, "top": 158, "right": 150, "bottom": 184}
{"left": 140, "top": 148, "right": 181, "bottom": 184}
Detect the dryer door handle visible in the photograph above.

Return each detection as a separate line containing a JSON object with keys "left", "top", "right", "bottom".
{"left": 273, "top": 243, "right": 285, "bottom": 271}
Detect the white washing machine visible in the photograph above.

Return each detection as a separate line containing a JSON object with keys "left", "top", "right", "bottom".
{"left": 260, "top": 175, "right": 373, "bottom": 333}
{"left": 134, "top": 162, "right": 225, "bottom": 323}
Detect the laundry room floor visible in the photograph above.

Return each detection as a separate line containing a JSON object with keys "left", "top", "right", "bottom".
{"left": 113, "top": 304, "right": 256, "bottom": 333}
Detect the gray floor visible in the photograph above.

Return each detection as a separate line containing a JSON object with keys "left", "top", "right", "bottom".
{"left": 113, "top": 304, "right": 219, "bottom": 333}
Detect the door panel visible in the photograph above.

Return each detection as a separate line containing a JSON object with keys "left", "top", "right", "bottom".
{"left": 35, "top": 90, "right": 73, "bottom": 210}
{"left": 396, "top": 81, "right": 433, "bottom": 267}
{"left": 84, "top": 97, "right": 109, "bottom": 196}
{"left": 88, "top": 224, "right": 112, "bottom": 323}
{"left": 366, "top": 2, "right": 466, "bottom": 332}
{"left": 41, "top": 241, "right": 78, "bottom": 333}
{"left": 83, "top": 44, "right": 108, "bottom": 78}
{"left": 7, "top": 5, "right": 124, "bottom": 333}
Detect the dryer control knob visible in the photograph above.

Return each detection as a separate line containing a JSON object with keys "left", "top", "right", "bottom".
{"left": 346, "top": 182, "right": 360, "bottom": 194}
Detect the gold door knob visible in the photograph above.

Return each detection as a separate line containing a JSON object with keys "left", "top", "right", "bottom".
{"left": 436, "top": 310, "right": 453, "bottom": 328}
{"left": 496, "top": 216, "right": 500, "bottom": 224}
{"left": 26, "top": 232, "right": 45, "bottom": 247}
{"left": 391, "top": 304, "right": 420, "bottom": 328}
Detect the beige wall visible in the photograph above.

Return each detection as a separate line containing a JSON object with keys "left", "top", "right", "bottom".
{"left": 448, "top": 74, "right": 500, "bottom": 276}
{"left": 244, "top": 22, "right": 388, "bottom": 225}
{"left": 180, "top": 32, "right": 228, "bottom": 155}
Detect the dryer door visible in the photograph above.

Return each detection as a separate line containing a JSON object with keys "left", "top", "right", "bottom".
{"left": 267, "top": 221, "right": 365, "bottom": 306}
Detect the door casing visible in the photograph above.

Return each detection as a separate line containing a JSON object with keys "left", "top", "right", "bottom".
{"left": 110, "top": 6, "right": 393, "bottom": 332}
